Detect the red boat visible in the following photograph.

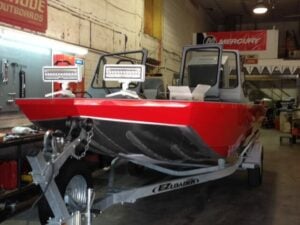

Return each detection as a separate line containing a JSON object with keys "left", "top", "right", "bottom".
{"left": 17, "top": 98, "right": 254, "bottom": 159}
{"left": 16, "top": 45, "right": 261, "bottom": 162}
{"left": 15, "top": 44, "right": 265, "bottom": 225}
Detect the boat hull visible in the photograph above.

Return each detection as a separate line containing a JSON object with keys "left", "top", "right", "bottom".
{"left": 16, "top": 98, "right": 254, "bottom": 159}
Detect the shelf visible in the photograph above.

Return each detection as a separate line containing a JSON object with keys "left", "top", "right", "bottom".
{"left": 244, "top": 74, "right": 299, "bottom": 81}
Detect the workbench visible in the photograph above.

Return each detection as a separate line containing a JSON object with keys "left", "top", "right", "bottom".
{"left": 0, "top": 132, "right": 44, "bottom": 222}
{"left": 0, "top": 132, "right": 44, "bottom": 189}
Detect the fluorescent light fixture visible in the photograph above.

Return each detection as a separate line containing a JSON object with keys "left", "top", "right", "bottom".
{"left": 253, "top": 1, "right": 268, "bottom": 14}
{"left": 0, "top": 26, "right": 88, "bottom": 55}
{"left": 0, "top": 39, "right": 50, "bottom": 55}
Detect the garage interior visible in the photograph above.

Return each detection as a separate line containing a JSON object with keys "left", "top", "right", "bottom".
{"left": 0, "top": 0, "right": 300, "bottom": 225}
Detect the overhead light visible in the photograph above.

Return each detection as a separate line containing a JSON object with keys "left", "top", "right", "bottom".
{"left": 0, "top": 39, "right": 50, "bottom": 55}
{"left": 253, "top": 0, "right": 268, "bottom": 14}
{"left": 0, "top": 26, "right": 88, "bottom": 55}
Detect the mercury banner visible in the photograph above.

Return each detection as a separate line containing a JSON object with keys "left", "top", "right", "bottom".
{"left": 197, "top": 30, "right": 267, "bottom": 51}
{"left": 0, "top": 0, "right": 47, "bottom": 33}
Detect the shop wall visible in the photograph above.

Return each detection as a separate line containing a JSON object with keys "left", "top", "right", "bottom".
{"left": 0, "top": 45, "right": 52, "bottom": 112}
{"left": 0, "top": 0, "right": 214, "bottom": 88}
{"left": 45, "top": 0, "right": 145, "bottom": 86}
{"left": 161, "top": 0, "right": 215, "bottom": 85}
{"left": 43, "top": 0, "right": 214, "bottom": 87}
{"left": 219, "top": 20, "right": 300, "bottom": 58}
{"left": 243, "top": 21, "right": 300, "bottom": 59}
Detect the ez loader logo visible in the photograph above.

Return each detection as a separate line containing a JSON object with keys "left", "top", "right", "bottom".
{"left": 152, "top": 178, "right": 200, "bottom": 193}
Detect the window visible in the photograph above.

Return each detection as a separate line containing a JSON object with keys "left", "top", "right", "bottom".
{"left": 144, "top": 0, "right": 162, "bottom": 40}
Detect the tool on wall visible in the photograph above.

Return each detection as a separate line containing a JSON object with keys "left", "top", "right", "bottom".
{"left": 7, "top": 93, "right": 16, "bottom": 104}
{"left": 11, "top": 62, "right": 19, "bottom": 86}
{"left": 19, "top": 67, "right": 26, "bottom": 98}
{"left": 1, "top": 59, "right": 9, "bottom": 84}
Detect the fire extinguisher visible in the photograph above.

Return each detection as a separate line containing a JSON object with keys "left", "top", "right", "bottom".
{"left": 19, "top": 69, "right": 26, "bottom": 98}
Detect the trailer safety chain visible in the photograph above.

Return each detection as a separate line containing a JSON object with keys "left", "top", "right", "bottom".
{"left": 85, "top": 127, "right": 94, "bottom": 154}
{"left": 74, "top": 126, "right": 94, "bottom": 160}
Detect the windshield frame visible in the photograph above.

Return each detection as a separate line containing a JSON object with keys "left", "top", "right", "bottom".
{"left": 90, "top": 49, "right": 148, "bottom": 91}
{"left": 179, "top": 44, "right": 223, "bottom": 89}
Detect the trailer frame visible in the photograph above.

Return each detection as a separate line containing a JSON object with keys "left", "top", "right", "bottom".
{"left": 26, "top": 124, "right": 263, "bottom": 225}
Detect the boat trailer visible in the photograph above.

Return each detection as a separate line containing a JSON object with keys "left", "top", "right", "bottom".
{"left": 26, "top": 119, "right": 263, "bottom": 225}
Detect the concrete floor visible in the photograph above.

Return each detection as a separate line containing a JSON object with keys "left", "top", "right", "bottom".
{"left": 3, "top": 129, "right": 300, "bottom": 225}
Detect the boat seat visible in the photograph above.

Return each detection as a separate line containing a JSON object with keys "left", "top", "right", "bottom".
{"left": 143, "top": 78, "right": 165, "bottom": 99}
{"left": 83, "top": 87, "right": 107, "bottom": 98}
{"left": 82, "top": 78, "right": 165, "bottom": 99}
{"left": 188, "top": 64, "right": 220, "bottom": 101}
{"left": 204, "top": 95, "right": 221, "bottom": 101}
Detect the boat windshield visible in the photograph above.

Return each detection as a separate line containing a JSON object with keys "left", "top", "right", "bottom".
{"left": 91, "top": 51, "right": 146, "bottom": 89}
{"left": 220, "top": 51, "right": 239, "bottom": 89}
{"left": 181, "top": 47, "right": 221, "bottom": 88}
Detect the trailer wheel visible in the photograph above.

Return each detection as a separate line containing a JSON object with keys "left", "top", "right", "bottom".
{"left": 248, "top": 149, "right": 263, "bottom": 187}
{"left": 127, "top": 162, "right": 145, "bottom": 176}
{"left": 38, "top": 159, "right": 93, "bottom": 225}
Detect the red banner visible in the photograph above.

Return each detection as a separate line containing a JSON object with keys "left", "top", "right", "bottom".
{"left": 0, "top": 0, "right": 47, "bottom": 33}
{"left": 198, "top": 30, "right": 267, "bottom": 51}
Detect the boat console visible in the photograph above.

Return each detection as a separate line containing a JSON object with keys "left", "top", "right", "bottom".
{"left": 178, "top": 45, "right": 247, "bottom": 102}
{"left": 83, "top": 44, "right": 248, "bottom": 103}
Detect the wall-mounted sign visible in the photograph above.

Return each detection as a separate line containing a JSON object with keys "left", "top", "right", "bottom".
{"left": 0, "top": 0, "right": 47, "bottom": 33}
{"left": 196, "top": 30, "right": 267, "bottom": 51}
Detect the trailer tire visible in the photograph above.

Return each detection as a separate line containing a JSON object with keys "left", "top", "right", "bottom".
{"left": 248, "top": 167, "right": 261, "bottom": 187}
{"left": 248, "top": 149, "right": 263, "bottom": 187}
{"left": 38, "top": 159, "right": 93, "bottom": 225}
